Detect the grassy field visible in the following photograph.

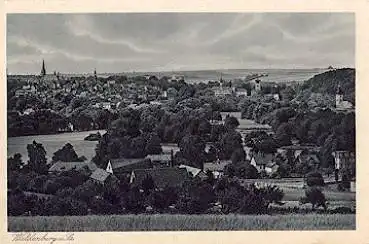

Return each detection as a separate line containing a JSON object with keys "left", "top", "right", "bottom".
{"left": 282, "top": 187, "right": 355, "bottom": 201}
{"left": 8, "top": 214, "right": 355, "bottom": 231}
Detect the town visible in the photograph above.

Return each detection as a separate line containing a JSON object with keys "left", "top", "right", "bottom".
{"left": 7, "top": 59, "right": 356, "bottom": 223}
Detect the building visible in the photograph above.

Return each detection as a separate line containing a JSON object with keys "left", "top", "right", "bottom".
{"left": 250, "top": 153, "right": 274, "bottom": 173}
{"left": 90, "top": 168, "right": 119, "bottom": 185}
{"left": 235, "top": 88, "right": 248, "bottom": 97}
{"left": 107, "top": 158, "right": 152, "bottom": 175}
{"left": 48, "top": 161, "right": 97, "bottom": 175}
{"left": 40, "top": 59, "right": 46, "bottom": 77}
{"left": 294, "top": 151, "right": 320, "bottom": 169}
{"left": 203, "top": 160, "right": 232, "bottom": 179}
{"left": 170, "top": 74, "right": 185, "bottom": 82}
{"left": 265, "top": 162, "right": 279, "bottom": 176}
{"left": 335, "top": 84, "right": 353, "bottom": 110}
{"left": 130, "top": 167, "right": 189, "bottom": 189}
{"left": 277, "top": 144, "right": 320, "bottom": 158}
{"left": 332, "top": 150, "right": 355, "bottom": 182}
{"left": 178, "top": 164, "right": 207, "bottom": 180}
{"left": 145, "top": 154, "right": 172, "bottom": 167}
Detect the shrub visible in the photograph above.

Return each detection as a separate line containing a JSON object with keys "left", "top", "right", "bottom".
{"left": 300, "top": 187, "right": 327, "bottom": 210}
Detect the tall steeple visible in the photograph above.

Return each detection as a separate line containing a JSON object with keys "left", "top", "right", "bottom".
{"left": 40, "top": 59, "right": 46, "bottom": 76}
{"left": 94, "top": 68, "right": 97, "bottom": 80}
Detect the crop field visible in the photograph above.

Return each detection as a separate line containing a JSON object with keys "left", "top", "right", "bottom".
{"left": 8, "top": 214, "right": 355, "bottom": 231}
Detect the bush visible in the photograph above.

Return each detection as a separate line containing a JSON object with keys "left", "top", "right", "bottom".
{"left": 300, "top": 187, "right": 327, "bottom": 210}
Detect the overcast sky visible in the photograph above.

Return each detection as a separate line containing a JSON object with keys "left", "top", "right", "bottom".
{"left": 7, "top": 13, "right": 355, "bottom": 74}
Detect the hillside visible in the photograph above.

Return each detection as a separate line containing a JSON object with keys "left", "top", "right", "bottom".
{"left": 300, "top": 68, "right": 355, "bottom": 104}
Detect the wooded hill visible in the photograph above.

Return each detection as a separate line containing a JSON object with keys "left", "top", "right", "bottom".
{"left": 300, "top": 68, "right": 355, "bottom": 104}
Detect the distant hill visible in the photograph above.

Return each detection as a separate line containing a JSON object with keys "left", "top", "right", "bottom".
{"left": 300, "top": 68, "right": 355, "bottom": 104}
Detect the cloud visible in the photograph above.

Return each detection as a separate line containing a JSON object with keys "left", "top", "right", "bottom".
{"left": 7, "top": 13, "right": 354, "bottom": 74}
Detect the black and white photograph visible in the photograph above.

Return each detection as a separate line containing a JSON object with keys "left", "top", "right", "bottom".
{"left": 6, "top": 12, "right": 356, "bottom": 231}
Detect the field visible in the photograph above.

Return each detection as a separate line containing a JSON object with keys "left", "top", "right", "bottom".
{"left": 8, "top": 214, "right": 355, "bottom": 231}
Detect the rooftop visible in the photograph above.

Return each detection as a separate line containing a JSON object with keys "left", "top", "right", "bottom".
{"left": 204, "top": 160, "right": 232, "bottom": 172}
{"left": 110, "top": 158, "right": 148, "bottom": 169}
{"left": 90, "top": 168, "right": 111, "bottom": 183}
{"left": 48, "top": 161, "right": 97, "bottom": 173}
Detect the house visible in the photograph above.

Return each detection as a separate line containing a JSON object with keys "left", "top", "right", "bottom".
{"left": 277, "top": 144, "right": 320, "bottom": 158}
{"left": 265, "top": 162, "right": 279, "bottom": 176}
{"left": 203, "top": 160, "right": 232, "bottom": 179}
{"left": 170, "top": 75, "right": 185, "bottom": 82}
{"left": 270, "top": 93, "right": 279, "bottom": 101}
{"left": 250, "top": 153, "right": 274, "bottom": 173}
{"left": 101, "top": 102, "right": 111, "bottom": 110}
{"left": 48, "top": 161, "right": 97, "bottom": 175}
{"left": 235, "top": 88, "right": 248, "bottom": 97}
{"left": 178, "top": 164, "right": 207, "bottom": 180}
{"left": 294, "top": 151, "right": 320, "bottom": 168}
{"left": 332, "top": 150, "right": 355, "bottom": 181}
{"left": 90, "top": 168, "right": 119, "bottom": 185}
{"left": 15, "top": 89, "right": 26, "bottom": 97}
{"left": 145, "top": 154, "right": 172, "bottom": 167}
{"left": 107, "top": 158, "right": 152, "bottom": 175}
{"left": 213, "top": 87, "right": 233, "bottom": 97}
{"left": 23, "top": 108, "right": 35, "bottom": 115}
{"left": 130, "top": 168, "right": 189, "bottom": 189}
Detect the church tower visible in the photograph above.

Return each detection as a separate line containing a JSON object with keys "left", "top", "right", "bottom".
{"left": 255, "top": 79, "right": 261, "bottom": 92}
{"left": 40, "top": 59, "right": 46, "bottom": 76}
{"left": 336, "top": 84, "right": 343, "bottom": 108}
{"left": 94, "top": 68, "right": 98, "bottom": 81}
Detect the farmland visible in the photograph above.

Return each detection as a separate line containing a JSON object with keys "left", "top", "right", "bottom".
{"left": 8, "top": 214, "right": 355, "bottom": 231}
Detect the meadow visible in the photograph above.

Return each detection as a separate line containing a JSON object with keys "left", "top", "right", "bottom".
{"left": 8, "top": 214, "right": 355, "bottom": 231}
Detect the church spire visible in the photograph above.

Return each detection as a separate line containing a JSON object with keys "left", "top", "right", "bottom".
{"left": 40, "top": 59, "right": 46, "bottom": 76}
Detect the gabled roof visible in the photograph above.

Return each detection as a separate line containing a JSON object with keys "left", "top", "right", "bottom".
{"left": 90, "top": 168, "right": 110, "bottom": 183}
{"left": 203, "top": 160, "right": 232, "bottom": 172}
{"left": 178, "top": 164, "right": 202, "bottom": 177}
{"left": 252, "top": 153, "right": 274, "bottom": 165}
{"left": 131, "top": 168, "right": 189, "bottom": 188}
{"left": 265, "top": 162, "right": 278, "bottom": 168}
{"left": 145, "top": 154, "right": 171, "bottom": 162}
{"left": 110, "top": 158, "right": 148, "bottom": 169}
{"left": 48, "top": 161, "right": 97, "bottom": 173}
{"left": 297, "top": 153, "right": 320, "bottom": 164}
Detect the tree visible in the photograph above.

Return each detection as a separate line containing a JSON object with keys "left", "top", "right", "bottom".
{"left": 178, "top": 135, "right": 206, "bottom": 169}
{"left": 224, "top": 116, "right": 240, "bottom": 131}
{"left": 231, "top": 148, "right": 246, "bottom": 164}
{"left": 26, "top": 141, "right": 48, "bottom": 174}
{"left": 52, "top": 143, "right": 84, "bottom": 162}
{"left": 258, "top": 184, "right": 284, "bottom": 207}
{"left": 8, "top": 153, "right": 23, "bottom": 172}
{"left": 180, "top": 180, "right": 216, "bottom": 214}
{"left": 141, "top": 174, "right": 155, "bottom": 194}
{"left": 145, "top": 133, "right": 163, "bottom": 155}
{"left": 300, "top": 187, "right": 327, "bottom": 210}
{"left": 274, "top": 123, "right": 293, "bottom": 147}
{"left": 149, "top": 187, "right": 179, "bottom": 212}
{"left": 219, "top": 131, "right": 243, "bottom": 160}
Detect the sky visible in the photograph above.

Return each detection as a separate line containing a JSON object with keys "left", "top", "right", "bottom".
{"left": 7, "top": 13, "right": 355, "bottom": 74}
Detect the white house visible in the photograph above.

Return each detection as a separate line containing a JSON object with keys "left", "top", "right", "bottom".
{"left": 265, "top": 162, "right": 279, "bottom": 176}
